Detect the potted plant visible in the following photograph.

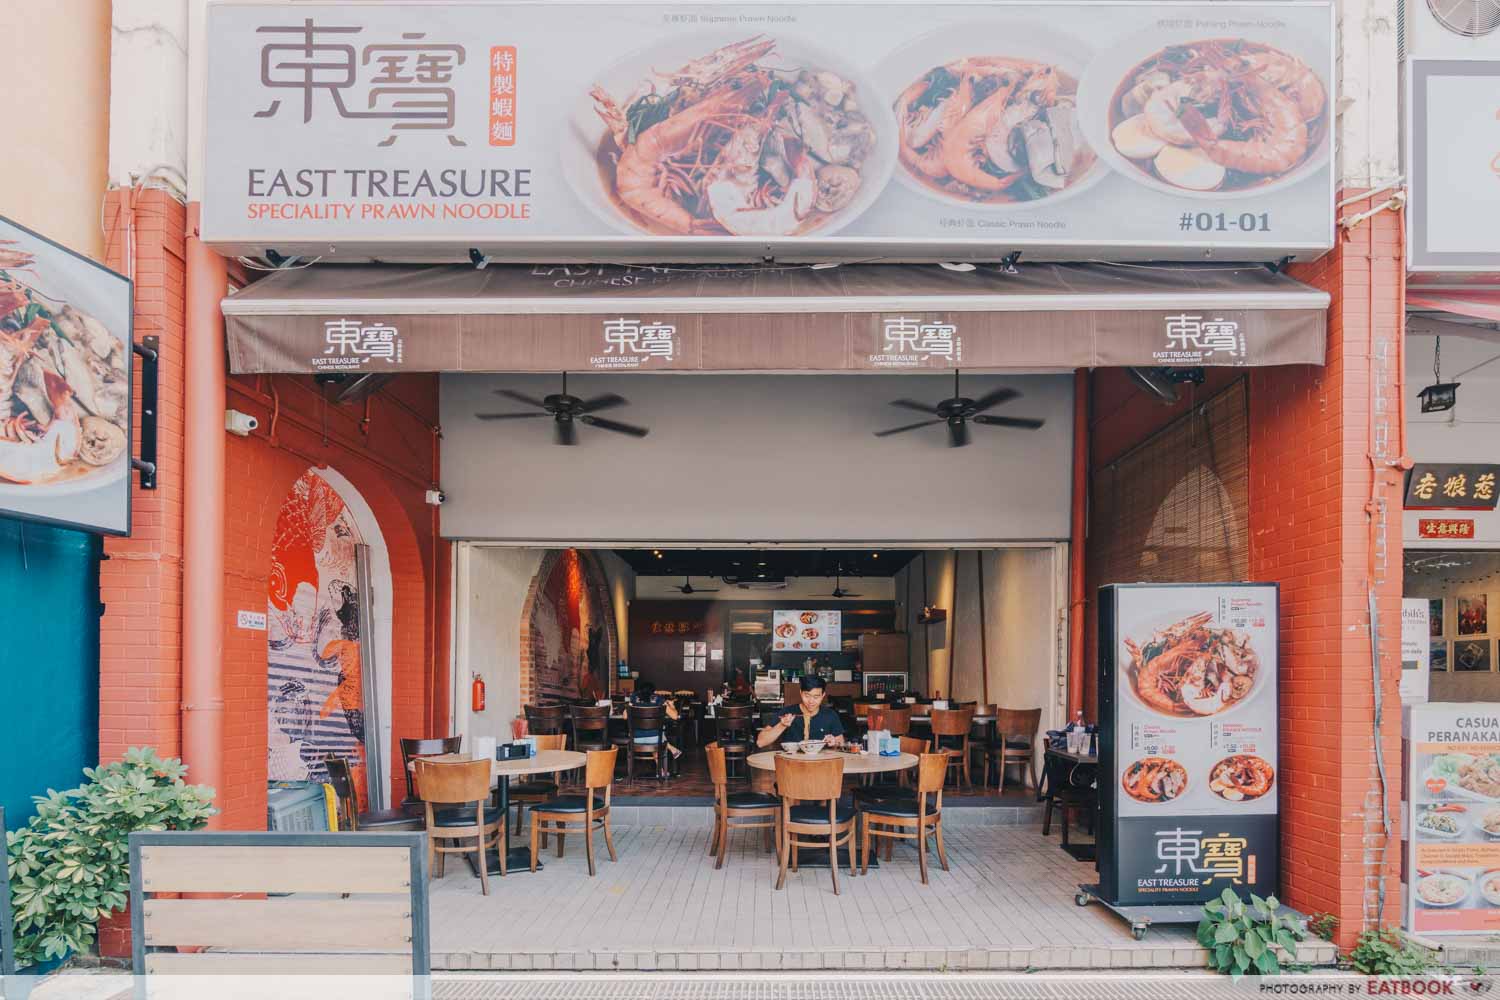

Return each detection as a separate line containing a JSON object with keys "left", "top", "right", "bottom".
{"left": 5, "top": 748, "right": 215, "bottom": 970}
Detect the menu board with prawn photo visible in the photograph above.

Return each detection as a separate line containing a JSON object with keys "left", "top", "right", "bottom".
{"left": 1097, "top": 583, "right": 1279, "bottom": 906}
{"left": 1403, "top": 704, "right": 1500, "bottom": 935}
{"left": 772, "top": 609, "right": 842, "bottom": 653}
{"left": 0, "top": 216, "right": 133, "bottom": 536}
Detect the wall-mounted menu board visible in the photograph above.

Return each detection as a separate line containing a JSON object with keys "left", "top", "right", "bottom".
{"left": 773, "top": 610, "right": 842, "bottom": 652}
{"left": 1098, "top": 583, "right": 1279, "bottom": 906}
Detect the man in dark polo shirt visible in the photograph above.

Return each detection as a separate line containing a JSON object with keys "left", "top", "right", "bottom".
{"left": 756, "top": 674, "right": 846, "bottom": 748}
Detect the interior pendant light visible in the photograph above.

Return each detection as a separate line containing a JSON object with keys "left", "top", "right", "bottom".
{"left": 1420, "top": 336, "right": 1461, "bottom": 413}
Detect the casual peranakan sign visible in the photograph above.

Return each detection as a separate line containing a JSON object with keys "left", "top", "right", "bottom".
{"left": 1097, "top": 583, "right": 1279, "bottom": 906}
{"left": 202, "top": 2, "right": 1335, "bottom": 262}
{"left": 1405, "top": 704, "right": 1500, "bottom": 935}
{"left": 1405, "top": 464, "right": 1500, "bottom": 512}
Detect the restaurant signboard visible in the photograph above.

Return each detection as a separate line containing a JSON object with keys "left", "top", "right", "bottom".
{"left": 0, "top": 216, "right": 133, "bottom": 536}
{"left": 1404, "top": 703, "right": 1500, "bottom": 934}
{"left": 1406, "top": 61, "right": 1500, "bottom": 274}
{"left": 1405, "top": 464, "right": 1500, "bottom": 512}
{"left": 202, "top": 1, "right": 1334, "bottom": 262}
{"left": 1097, "top": 583, "right": 1279, "bottom": 906}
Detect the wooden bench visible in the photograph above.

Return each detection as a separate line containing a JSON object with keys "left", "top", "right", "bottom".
{"left": 128, "top": 830, "right": 429, "bottom": 985}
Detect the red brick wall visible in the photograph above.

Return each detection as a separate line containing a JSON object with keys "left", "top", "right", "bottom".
{"left": 99, "top": 191, "right": 446, "bottom": 828}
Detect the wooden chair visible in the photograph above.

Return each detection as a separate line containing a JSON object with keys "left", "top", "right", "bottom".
{"left": 984, "top": 707, "right": 1043, "bottom": 792}
{"left": 510, "top": 733, "right": 567, "bottom": 834}
{"left": 128, "top": 829, "right": 429, "bottom": 979}
{"left": 398, "top": 735, "right": 462, "bottom": 812}
{"left": 626, "top": 704, "right": 668, "bottom": 780}
{"left": 530, "top": 748, "right": 618, "bottom": 876}
{"left": 930, "top": 707, "right": 975, "bottom": 791}
{"left": 570, "top": 704, "right": 611, "bottom": 779}
{"left": 866, "top": 706, "right": 911, "bottom": 738}
{"left": 324, "top": 755, "right": 422, "bottom": 831}
{"left": 705, "top": 743, "right": 778, "bottom": 869}
{"left": 524, "top": 703, "right": 567, "bottom": 737}
{"left": 773, "top": 753, "right": 856, "bottom": 895}
{"left": 967, "top": 703, "right": 999, "bottom": 777}
{"left": 716, "top": 703, "right": 754, "bottom": 779}
{"left": 413, "top": 756, "right": 504, "bottom": 892}
{"left": 860, "top": 752, "right": 949, "bottom": 884}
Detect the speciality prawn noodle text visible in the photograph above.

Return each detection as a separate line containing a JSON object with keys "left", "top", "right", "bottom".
{"left": 591, "top": 36, "right": 878, "bottom": 237}
{"left": 895, "top": 57, "right": 1094, "bottom": 203}
{"left": 1124, "top": 611, "right": 1260, "bottom": 717}
{"left": 0, "top": 250, "right": 129, "bottom": 486}
{"left": 1108, "top": 39, "right": 1327, "bottom": 193}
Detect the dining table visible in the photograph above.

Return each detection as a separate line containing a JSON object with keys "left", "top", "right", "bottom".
{"left": 412, "top": 749, "right": 586, "bottom": 875}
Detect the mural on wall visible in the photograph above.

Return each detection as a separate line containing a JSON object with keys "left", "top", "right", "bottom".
{"left": 529, "top": 549, "right": 608, "bottom": 703}
{"left": 267, "top": 469, "right": 370, "bottom": 805}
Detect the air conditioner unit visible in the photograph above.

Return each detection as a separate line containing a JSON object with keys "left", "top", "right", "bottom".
{"left": 732, "top": 580, "right": 788, "bottom": 591}
{"left": 1402, "top": 0, "right": 1500, "bottom": 58}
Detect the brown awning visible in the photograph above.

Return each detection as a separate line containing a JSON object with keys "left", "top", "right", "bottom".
{"left": 222, "top": 262, "right": 1328, "bottom": 374}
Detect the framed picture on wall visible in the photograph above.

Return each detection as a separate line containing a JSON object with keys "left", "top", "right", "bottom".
{"left": 1430, "top": 599, "right": 1444, "bottom": 638}
{"left": 1459, "top": 595, "right": 1488, "bottom": 637}
{"left": 1431, "top": 642, "right": 1449, "bottom": 672}
{"left": 1454, "top": 639, "right": 1492, "bottom": 672}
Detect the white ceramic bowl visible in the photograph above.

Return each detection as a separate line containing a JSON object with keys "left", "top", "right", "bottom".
{"left": 781, "top": 742, "right": 800, "bottom": 754}
{"left": 1076, "top": 30, "right": 1331, "bottom": 202}
{"left": 1417, "top": 873, "right": 1472, "bottom": 908}
{"left": 1118, "top": 608, "right": 1270, "bottom": 722}
{"left": 565, "top": 33, "right": 897, "bottom": 239}
{"left": 874, "top": 19, "right": 1107, "bottom": 212}
{"left": 799, "top": 740, "right": 826, "bottom": 756}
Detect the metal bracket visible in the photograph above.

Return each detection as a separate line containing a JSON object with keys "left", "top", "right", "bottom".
{"left": 131, "top": 336, "right": 158, "bottom": 490}
{"left": 1001, "top": 251, "right": 1022, "bottom": 275}
{"left": 1263, "top": 255, "right": 1293, "bottom": 275}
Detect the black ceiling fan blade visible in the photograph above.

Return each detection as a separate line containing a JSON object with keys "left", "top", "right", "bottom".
{"left": 577, "top": 393, "right": 628, "bottom": 414}
{"left": 968, "top": 387, "right": 1020, "bottom": 414}
{"left": 874, "top": 417, "right": 944, "bottom": 437}
{"left": 890, "top": 398, "right": 939, "bottom": 415}
{"left": 948, "top": 418, "right": 971, "bottom": 448}
{"left": 555, "top": 418, "right": 579, "bottom": 446}
{"left": 475, "top": 411, "right": 550, "bottom": 421}
{"left": 580, "top": 415, "right": 649, "bottom": 438}
{"left": 495, "top": 388, "right": 549, "bottom": 409}
{"left": 973, "top": 414, "right": 1046, "bottom": 429}
{"left": 832, "top": 589, "right": 864, "bottom": 598}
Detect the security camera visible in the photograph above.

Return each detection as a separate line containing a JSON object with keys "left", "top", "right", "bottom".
{"left": 425, "top": 489, "right": 446, "bottom": 506}
{"left": 224, "top": 409, "right": 259, "bottom": 436}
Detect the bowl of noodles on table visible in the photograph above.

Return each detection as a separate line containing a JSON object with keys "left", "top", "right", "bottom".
{"left": 570, "top": 34, "right": 896, "bottom": 238}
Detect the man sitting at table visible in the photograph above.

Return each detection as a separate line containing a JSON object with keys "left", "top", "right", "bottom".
{"left": 757, "top": 675, "right": 846, "bottom": 748}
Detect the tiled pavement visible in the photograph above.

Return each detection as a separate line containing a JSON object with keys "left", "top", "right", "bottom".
{"left": 429, "top": 821, "right": 1336, "bottom": 972}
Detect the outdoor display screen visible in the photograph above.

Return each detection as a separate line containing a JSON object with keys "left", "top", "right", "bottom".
{"left": 1097, "top": 583, "right": 1279, "bottom": 906}
{"left": 0, "top": 216, "right": 133, "bottom": 536}
{"left": 202, "top": 2, "right": 1335, "bottom": 261}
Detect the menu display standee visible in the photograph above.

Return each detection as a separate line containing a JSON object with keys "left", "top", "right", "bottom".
{"left": 1096, "top": 583, "right": 1281, "bottom": 908}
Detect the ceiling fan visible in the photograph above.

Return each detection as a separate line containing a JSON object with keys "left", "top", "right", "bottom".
{"left": 826, "top": 570, "right": 862, "bottom": 599}
{"left": 873, "top": 371, "right": 1044, "bottom": 447}
{"left": 673, "top": 575, "right": 721, "bottom": 595}
{"left": 474, "top": 372, "right": 649, "bottom": 446}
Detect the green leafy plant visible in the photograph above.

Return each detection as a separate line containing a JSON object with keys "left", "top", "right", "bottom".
{"left": 1197, "top": 888, "right": 1304, "bottom": 977}
{"left": 1305, "top": 911, "right": 1339, "bottom": 942}
{"left": 1347, "top": 928, "right": 1435, "bottom": 976}
{"left": 5, "top": 748, "right": 216, "bottom": 968}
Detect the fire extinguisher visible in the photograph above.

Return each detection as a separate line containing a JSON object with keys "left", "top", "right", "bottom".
{"left": 471, "top": 672, "right": 486, "bottom": 713}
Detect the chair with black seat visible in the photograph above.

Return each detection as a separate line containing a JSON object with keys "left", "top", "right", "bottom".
{"left": 983, "top": 707, "right": 1043, "bottom": 793}
{"left": 626, "top": 704, "right": 668, "bottom": 780}
{"left": 860, "top": 752, "right": 949, "bottom": 884}
{"left": 530, "top": 748, "right": 618, "bottom": 876}
{"left": 716, "top": 703, "right": 754, "bottom": 779}
{"left": 571, "top": 704, "right": 611, "bottom": 754}
{"left": 524, "top": 703, "right": 567, "bottom": 739}
{"left": 774, "top": 753, "right": 856, "bottom": 894}
{"left": 705, "top": 742, "right": 777, "bottom": 869}
{"left": 325, "top": 755, "right": 422, "bottom": 832}
{"left": 930, "top": 707, "right": 975, "bottom": 791}
{"left": 851, "top": 734, "right": 929, "bottom": 807}
{"left": 510, "top": 733, "right": 566, "bottom": 835}
{"left": 413, "top": 755, "right": 505, "bottom": 892}
{"left": 399, "top": 735, "right": 463, "bottom": 813}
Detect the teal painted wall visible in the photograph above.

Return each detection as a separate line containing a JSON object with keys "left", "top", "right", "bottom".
{"left": 0, "top": 517, "right": 99, "bottom": 823}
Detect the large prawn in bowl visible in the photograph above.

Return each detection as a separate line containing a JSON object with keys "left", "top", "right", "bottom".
{"left": 584, "top": 36, "right": 892, "bottom": 238}
{"left": 1123, "top": 611, "right": 1262, "bottom": 718}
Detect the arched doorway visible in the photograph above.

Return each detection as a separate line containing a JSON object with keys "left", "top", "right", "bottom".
{"left": 520, "top": 549, "right": 617, "bottom": 706}
{"left": 265, "top": 467, "right": 395, "bottom": 809}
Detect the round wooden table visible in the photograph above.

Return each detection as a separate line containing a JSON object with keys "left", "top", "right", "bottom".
{"left": 747, "top": 750, "right": 918, "bottom": 775}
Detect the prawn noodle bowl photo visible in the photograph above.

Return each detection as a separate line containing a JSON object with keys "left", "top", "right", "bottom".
{"left": 1121, "top": 756, "right": 1187, "bottom": 804}
{"left": 1209, "top": 754, "right": 1275, "bottom": 802}
{"left": 0, "top": 246, "right": 129, "bottom": 489}
{"left": 1107, "top": 39, "right": 1327, "bottom": 193}
{"left": 590, "top": 36, "right": 881, "bottom": 237}
{"left": 895, "top": 57, "right": 1094, "bottom": 203}
{"left": 1124, "top": 611, "right": 1261, "bottom": 717}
